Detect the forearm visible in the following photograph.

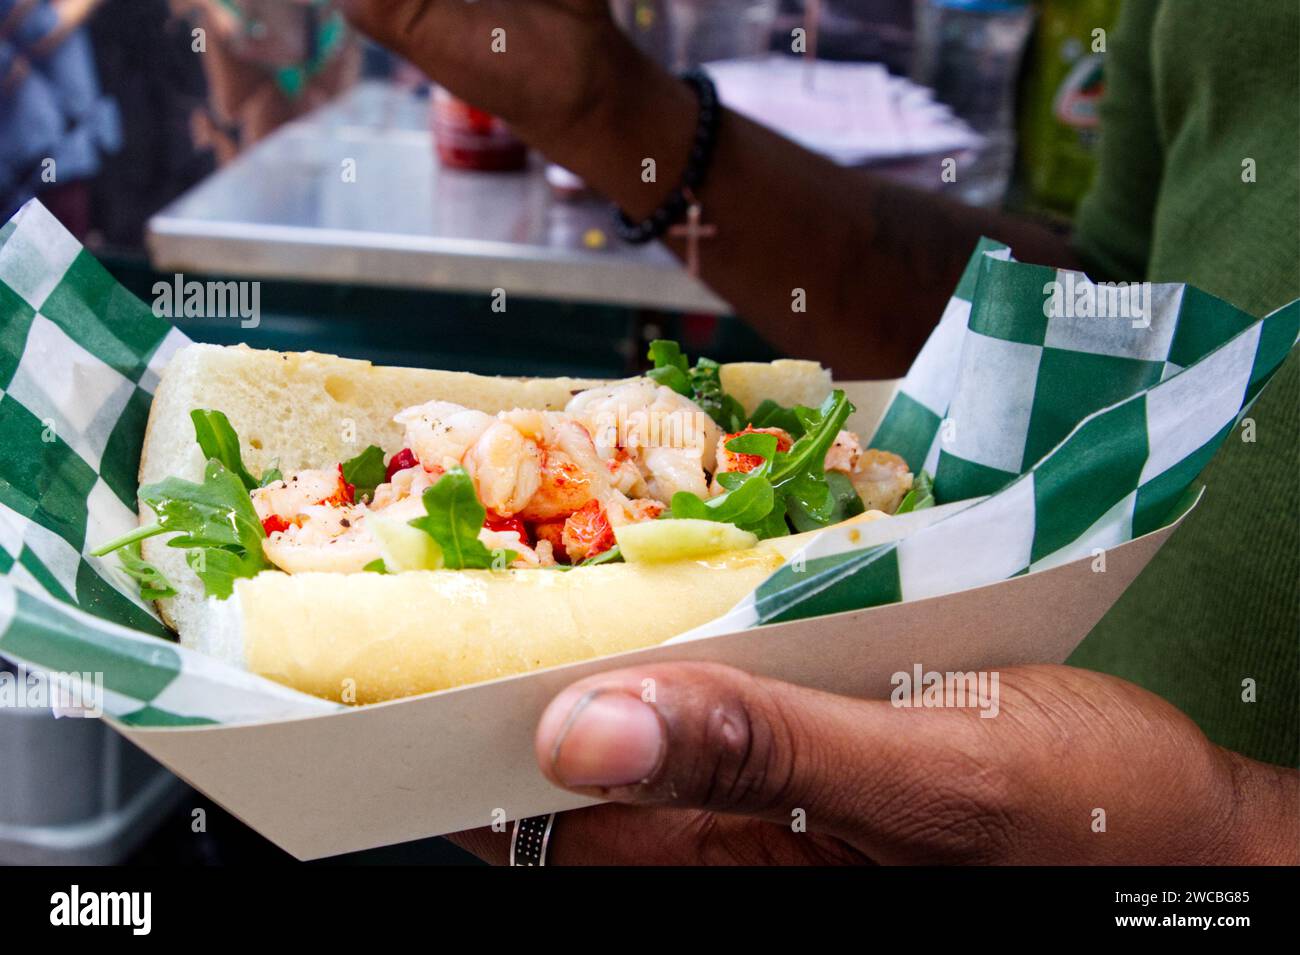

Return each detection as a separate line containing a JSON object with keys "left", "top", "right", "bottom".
{"left": 344, "top": 1, "right": 1079, "bottom": 377}
{"left": 537, "top": 50, "right": 1082, "bottom": 378}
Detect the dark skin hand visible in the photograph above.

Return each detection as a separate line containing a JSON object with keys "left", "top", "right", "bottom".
{"left": 449, "top": 663, "right": 1299, "bottom": 865}
{"left": 341, "top": 2, "right": 1299, "bottom": 865}
{"left": 341, "top": 0, "right": 1083, "bottom": 378}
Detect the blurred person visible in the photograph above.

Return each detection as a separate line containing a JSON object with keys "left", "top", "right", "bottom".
{"left": 341, "top": 0, "right": 1297, "bottom": 864}
{"left": 86, "top": 0, "right": 215, "bottom": 248}
{"left": 0, "top": 0, "right": 120, "bottom": 233}
{"left": 175, "top": 0, "right": 360, "bottom": 163}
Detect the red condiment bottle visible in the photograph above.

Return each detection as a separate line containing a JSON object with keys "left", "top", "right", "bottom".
{"left": 431, "top": 88, "right": 528, "bottom": 172}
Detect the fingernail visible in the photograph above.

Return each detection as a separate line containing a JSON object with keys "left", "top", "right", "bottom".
{"left": 549, "top": 691, "right": 665, "bottom": 788}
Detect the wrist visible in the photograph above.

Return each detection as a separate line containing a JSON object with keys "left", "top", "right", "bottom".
{"left": 526, "top": 39, "right": 697, "bottom": 221}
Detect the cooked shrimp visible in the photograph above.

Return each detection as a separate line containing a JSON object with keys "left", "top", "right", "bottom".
{"left": 640, "top": 446, "right": 711, "bottom": 501}
{"left": 259, "top": 486, "right": 378, "bottom": 574}
{"left": 561, "top": 500, "right": 615, "bottom": 562}
{"left": 498, "top": 410, "right": 606, "bottom": 521}
{"left": 849, "top": 449, "right": 914, "bottom": 514}
{"left": 561, "top": 495, "right": 664, "bottom": 562}
{"left": 602, "top": 447, "right": 649, "bottom": 497}
{"left": 825, "top": 430, "right": 863, "bottom": 473}
{"left": 462, "top": 419, "right": 543, "bottom": 517}
{"left": 566, "top": 379, "right": 720, "bottom": 505}
{"left": 395, "top": 400, "right": 494, "bottom": 472}
{"left": 478, "top": 525, "right": 556, "bottom": 568}
{"left": 605, "top": 496, "right": 665, "bottom": 526}
{"left": 821, "top": 431, "right": 913, "bottom": 514}
{"left": 250, "top": 467, "right": 352, "bottom": 524}
{"left": 369, "top": 464, "right": 438, "bottom": 519}
{"left": 261, "top": 519, "right": 380, "bottom": 575}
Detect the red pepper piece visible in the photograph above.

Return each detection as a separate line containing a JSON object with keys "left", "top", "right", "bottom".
{"left": 484, "top": 514, "right": 529, "bottom": 545}
{"left": 261, "top": 514, "right": 291, "bottom": 536}
{"left": 385, "top": 447, "right": 419, "bottom": 482}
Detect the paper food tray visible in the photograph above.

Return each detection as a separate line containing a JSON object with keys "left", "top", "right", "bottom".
{"left": 2, "top": 201, "right": 1294, "bottom": 858}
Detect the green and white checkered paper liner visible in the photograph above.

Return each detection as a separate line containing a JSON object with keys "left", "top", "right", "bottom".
{"left": 0, "top": 200, "right": 341, "bottom": 724}
{"left": 1, "top": 201, "right": 1295, "bottom": 723}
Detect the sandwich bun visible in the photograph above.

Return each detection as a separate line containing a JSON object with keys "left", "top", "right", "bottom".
{"left": 139, "top": 344, "right": 833, "bottom": 701}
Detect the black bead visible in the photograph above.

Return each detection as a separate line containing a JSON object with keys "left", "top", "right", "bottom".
{"left": 611, "top": 68, "right": 721, "bottom": 245}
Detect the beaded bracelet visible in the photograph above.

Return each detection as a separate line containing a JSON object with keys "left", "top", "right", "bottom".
{"left": 614, "top": 69, "right": 721, "bottom": 244}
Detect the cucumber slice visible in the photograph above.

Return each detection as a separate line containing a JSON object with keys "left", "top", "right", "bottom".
{"left": 615, "top": 519, "right": 758, "bottom": 563}
{"left": 368, "top": 514, "right": 444, "bottom": 572}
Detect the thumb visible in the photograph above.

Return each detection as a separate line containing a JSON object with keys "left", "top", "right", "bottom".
{"left": 534, "top": 662, "right": 979, "bottom": 847}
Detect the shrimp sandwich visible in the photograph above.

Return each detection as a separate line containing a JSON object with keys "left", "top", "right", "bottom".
{"left": 94, "top": 341, "right": 924, "bottom": 704}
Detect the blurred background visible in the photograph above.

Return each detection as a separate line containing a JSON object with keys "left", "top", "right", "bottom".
{"left": 0, "top": 0, "right": 1119, "bottom": 864}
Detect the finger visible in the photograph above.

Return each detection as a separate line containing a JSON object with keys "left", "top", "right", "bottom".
{"left": 447, "top": 805, "right": 868, "bottom": 865}
{"left": 533, "top": 662, "right": 1004, "bottom": 859}
{"left": 340, "top": 0, "right": 483, "bottom": 62}
{"left": 444, "top": 824, "right": 511, "bottom": 865}
{"left": 445, "top": 810, "right": 709, "bottom": 865}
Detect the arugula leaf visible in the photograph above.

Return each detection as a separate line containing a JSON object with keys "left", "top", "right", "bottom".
{"left": 646, "top": 339, "right": 693, "bottom": 395}
{"left": 184, "top": 547, "right": 264, "bottom": 601}
{"left": 92, "top": 412, "right": 276, "bottom": 600}
{"left": 546, "top": 544, "right": 626, "bottom": 570}
{"left": 341, "top": 445, "right": 387, "bottom": 502}
{"left": 89, "top": 522, "right": 168, "bottom": 557}
{"left": 134, "top": 459, "right": 271, "bottom": 599}
{"left": 647, "top": 339, "right": 689, "bottom": 373}
{"left": 116, "top": 540, "right": 177, "bottom": 601}
{"left": 767, "top": 391, "right": 855, "bottom": 492}
{"left": 669, "top": 390, "right": 856, "bottom": 538}
{"left": 645, "top": 339, "right": 747, "bottom": 430}
{"left": 788, "top": 470, "right": 864, "bottom": 532}
{"left": 894, "top": 470, "right": 935, "bottom": 514}
{"left": 409, "top": 467, "right": 516, "bottom": 570}
{"left": 577, "top": 545, "right": 624, "bottom": 567}
{"left": 362, "top": 558, "right": 390, "bottom": 574}
{"left": 671, "top": 431, "right": 778, "bottom": 526}
{"left": 724, "top": 431, "right": 781, "bottom": 458}
{"left": 748, "top": 399, "right": 807, "bottom": 438}
{"left": 672, "top": 474, "right": 774, "bottom": 527}
{"left": 191, "top": 409, "right": 260, "bottom": 491}
{"left": 689, "top": 357, "right": 747, "bottom": 432}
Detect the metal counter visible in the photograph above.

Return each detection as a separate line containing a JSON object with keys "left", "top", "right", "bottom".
{"left": 146, "top": 82, "right": 728, "bottom": 315}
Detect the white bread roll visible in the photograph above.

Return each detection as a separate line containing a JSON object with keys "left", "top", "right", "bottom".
{"left": 139, "top": 344, "right": 832, "bottom": 701}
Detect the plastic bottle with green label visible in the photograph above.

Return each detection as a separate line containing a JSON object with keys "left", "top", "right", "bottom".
{"left": 1015, "top": 0, "right": 1122, "bottom": 219}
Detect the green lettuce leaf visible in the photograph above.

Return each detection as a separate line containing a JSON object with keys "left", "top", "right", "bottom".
{"left": 688, "top": 357, "right": 747, "bottom": 432}
{"left": 894, "top": 470, "right": 935, "bottom": 514}
{"left": 190, "top": 409, "right": 260, "bottom": 491}
{"left": 409, "top": 467, "right": 516, "bottom": 570}
{"left": 116, "top": 540, "right": 177, "bottom": 601}
{"left": 788, "top": 470, "right": 864, "bottom": 532}
{"left": 669, "top": 391, "right": 857, "bottom": 537}
{"left": 646, "top": 339, "right": 693, "bottom": 395}
{"left": 341, "top": 445, "right": 387, "bottom": 503}
{"left": 133, "top": 459, "right": 271, "bottom": 599}
{"left": 646, "top": 339, "right": 747, "bottom": 430}
{"left": 748, "top": 398, "right": 807, "bottom": 438}
{"left": 577, "top": 545, "right": 623, "bottom": 567}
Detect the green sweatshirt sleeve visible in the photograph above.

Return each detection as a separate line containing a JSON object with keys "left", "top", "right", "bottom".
{"left": 1071, "top": 1, "right": 1162, "bottom": 282}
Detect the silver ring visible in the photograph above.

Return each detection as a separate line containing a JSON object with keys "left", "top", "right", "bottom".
{"left": 510, "top": 813, "right": 556, "bottom": 866}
